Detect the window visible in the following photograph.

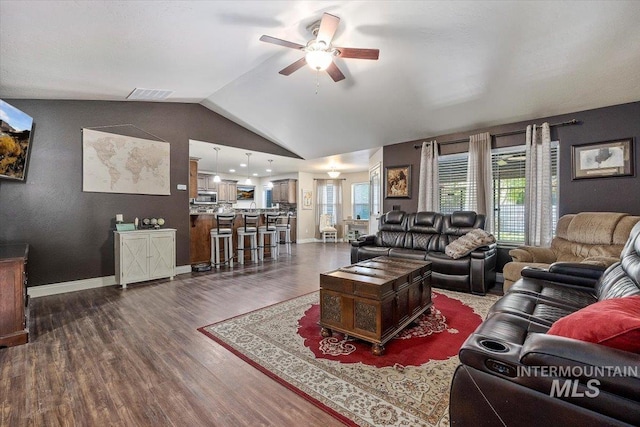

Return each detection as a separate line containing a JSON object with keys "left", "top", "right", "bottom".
{"left": 438, "top": 144, "right": 558, "bottom": 244}
{"left": 370, "top": 164, "right": 381, "bottom": 217}
{"left": 319, "top": 182, "right": 336, "bottom": 222}
{"left": 439, "top": 153, "right": 470, "bottom": 214}
{"left": 317, "top": 180, "right": 344, "bottom": 227}
{"left": 352, "top": 182, "right": 370, "bottom": 220}
{"left": 264, "top": 187, "right": 273, "bottom": 208}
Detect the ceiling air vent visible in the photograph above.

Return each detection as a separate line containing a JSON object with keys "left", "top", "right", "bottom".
{"left": 126, "top": 88, "right": 174, "bottom": 100}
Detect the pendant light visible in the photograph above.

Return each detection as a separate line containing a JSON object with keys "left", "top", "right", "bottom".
{"left": 327, "top": 166, "right": 340, "bottom": 178}
{"left": 213, "top": 147, "right": 221, "bottom": 183}
{"left": 245, "top": 153, "right": 252, "bottom": 185}
{"left": 267, "top": 159, "right": 274, "bottom": 189}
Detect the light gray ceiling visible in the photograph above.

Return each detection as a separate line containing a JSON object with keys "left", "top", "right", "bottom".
{"left": 2, "top": 1, "right": 640, "bottom": 168}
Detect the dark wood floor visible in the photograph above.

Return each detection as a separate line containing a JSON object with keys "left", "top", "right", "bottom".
{"left": 1, "top": 243, "right": 354, "bottom": 427}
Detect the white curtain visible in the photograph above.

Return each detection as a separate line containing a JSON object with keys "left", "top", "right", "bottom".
{"left": 315, "top": 179, "right": 343, "bottom": 239}
{"left": 524, "top": 123, "right": 553, "bottom": 246}
{"left": 417, "top": 140, "right": 440, "bottom": 212}
{"left": 466, "top": 132, "right": 493, "bottom": 232}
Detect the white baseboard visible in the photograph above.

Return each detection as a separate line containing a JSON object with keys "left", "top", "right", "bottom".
{"left": 27, "top": 275, "right": 116, "bottom": 298}
{"left": 28, "top": 265, "right": 192, "bottom": 298}
{"left": 296, "top": 238, "right": 346, "bottom": 244}
{"left": 295, "top": 238, "right": 317, "bottom": 244}
{"left": 176, "top": 265, "right": 192, "bottom": 275}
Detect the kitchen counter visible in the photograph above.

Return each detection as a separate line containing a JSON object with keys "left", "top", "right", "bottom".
{"left": 189, "top": 212, "right": 296, "bottom": 264}
{"left": 191, "top": 212, "right": 296, "bottom": 218}
{"left": 190, "top": 207, "right": 294, "bottom": 216}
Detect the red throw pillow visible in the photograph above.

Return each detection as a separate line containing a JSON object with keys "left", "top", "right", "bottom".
{"left": 547, "top": 296, "right": 640, "bottom": 353}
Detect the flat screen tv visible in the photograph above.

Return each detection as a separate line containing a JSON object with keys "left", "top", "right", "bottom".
{"left": 0, "top": 99, "right": 34, "bottom": 181}
{"left": 237, "top": 185, "right": 255, "bottom": 200}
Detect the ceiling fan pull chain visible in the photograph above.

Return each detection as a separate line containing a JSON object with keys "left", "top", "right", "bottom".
{"left": 316, "top": 69, "right": 320, "bottom": 95}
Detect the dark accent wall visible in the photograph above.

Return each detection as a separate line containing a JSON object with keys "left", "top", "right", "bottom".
{"left": 383, "top": 101, "right": 640, "bottom": 216}
{"left": 0, "top": 100, "right": 299, "bottom": 286}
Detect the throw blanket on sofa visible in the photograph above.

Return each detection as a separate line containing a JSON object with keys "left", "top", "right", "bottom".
{"left": 446, "top": 229, "right": 496, "bottom": 259}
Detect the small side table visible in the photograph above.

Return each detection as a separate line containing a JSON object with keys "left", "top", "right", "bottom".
{"left": 343, "top": 219, "right": 369, "bottom": 241}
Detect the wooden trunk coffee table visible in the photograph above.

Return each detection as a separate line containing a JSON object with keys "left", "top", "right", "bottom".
{"left": 319, "top": 256, "right": 432, "bottom": 355}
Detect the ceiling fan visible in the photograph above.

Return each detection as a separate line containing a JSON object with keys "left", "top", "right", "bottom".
{"left": 259, "top": 13, "right": 379, "bottom": 82}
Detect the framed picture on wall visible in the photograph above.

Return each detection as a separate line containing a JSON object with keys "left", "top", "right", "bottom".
{"left": 385, "top": 165, "right": 411, "bottom": 198}
{"left": 302, "top": 189, "right": 312, "bottom": 210}
{"left": 0, "top": 99, "right": 34, "bottom": 181}
{"left": 236, "top": 185, "right": 255, "bottom": 200}
{"left": 572, "top": 138, "right": 634, "bottom": 180}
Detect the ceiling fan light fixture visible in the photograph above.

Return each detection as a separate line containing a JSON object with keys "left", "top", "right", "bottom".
{"left": 260, "top": 13, "right": 379, "bottom": 82}
{"left": 305, "top": 41, "right": 335, "bottom": 71}
{"left": 305, "top": 50, "right": 333, "bottom": 71}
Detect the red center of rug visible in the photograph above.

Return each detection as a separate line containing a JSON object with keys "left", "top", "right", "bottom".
{"left": 297, "top": 292, "right": 482, "bottom": 368}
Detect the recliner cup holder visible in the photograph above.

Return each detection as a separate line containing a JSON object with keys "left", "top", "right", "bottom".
{"left": 479, "top": 339, "right": 509, "bottom": 353}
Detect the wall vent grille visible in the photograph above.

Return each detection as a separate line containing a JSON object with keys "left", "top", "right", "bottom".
{"left": 127, "top": 88, "right": 174, "bottom": 100}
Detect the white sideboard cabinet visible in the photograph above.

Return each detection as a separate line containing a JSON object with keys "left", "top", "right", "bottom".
{"left": 114, "top": 229, "right": 176, "bottom": 289}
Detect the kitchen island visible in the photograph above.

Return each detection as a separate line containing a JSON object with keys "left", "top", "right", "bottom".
{"left": 189, "top": 211, "right": 296, "bottom": 265}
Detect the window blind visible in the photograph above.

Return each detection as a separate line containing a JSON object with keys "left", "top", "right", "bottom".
{"left": 438, "top": 144, "right": 558, "bottom": 244}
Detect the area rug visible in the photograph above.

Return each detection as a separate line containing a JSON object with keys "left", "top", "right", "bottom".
{"left": 198, "top": 290, "right": 498, "bottom": 426}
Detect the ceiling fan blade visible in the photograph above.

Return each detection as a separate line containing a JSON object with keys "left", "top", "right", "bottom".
{"left": 279, "top": 57, "right": 307, "bottom": 76}
{"left": 325, "top": 61, "right": 345, "bottom": 82}
{"left": 259, "top": 35, "right": 304, "bottom": 50}
{"left": 316, "top": 13, "right": 340, "bottom": 45}
{"left": 336, "top": 47, "right": 380, "bottom": 60}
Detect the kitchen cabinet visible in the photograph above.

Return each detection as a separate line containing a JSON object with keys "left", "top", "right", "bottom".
{"left": 227, "top": 181, "right": 237, "bottom": 202}
{"left": 215, "top": 180, "right": 238, "bottom": 202}
{"left": 197, "top": 174, "right": 207, "bottom": 191}
{"left": 189, "top": 160, "right": 199, "bottom": 198}
{"left": 271, "top": 183, "right": 281, "bottom": 202}
{"left": 114, "top": 229, "right": 176, "bottom": 289}
{"left": 197, "top": 173, "right": 214, "bottom": 191}
{"left": 272, "top": 179, "right": 297, "bottom": 203}
{"left": 205, "top": 175, "right": 217, "bottom": 191}
{"left": 0, "top": 244, "right": 29, "bottom": 347}
{"left": 223, "top": 181, "right": 238, "bottom": 202}
{"left": 197, "top": 175, "right": 237, "bottom": 202}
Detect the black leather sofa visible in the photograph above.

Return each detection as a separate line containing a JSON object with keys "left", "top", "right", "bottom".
{"left": 449, "top": 221, "right": 640, "bottom": 426}
{"left": 351, "top": 211, "right": 497, "bottom": 295}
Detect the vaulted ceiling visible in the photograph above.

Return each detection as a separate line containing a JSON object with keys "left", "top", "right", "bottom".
{"left": 2, "top": 1, "right": 640, "bottom": 164}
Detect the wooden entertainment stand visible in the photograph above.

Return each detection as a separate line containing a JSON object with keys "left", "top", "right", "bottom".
{"left": 0, "top": 244, "right": 29, "bottom": 348}
{"left": 319, "top": 257, "right": 432, "bottom": 355}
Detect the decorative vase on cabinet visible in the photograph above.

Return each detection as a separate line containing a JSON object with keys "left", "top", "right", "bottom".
{"left": 114, "top": 229, "right": 176, "bottom": 289}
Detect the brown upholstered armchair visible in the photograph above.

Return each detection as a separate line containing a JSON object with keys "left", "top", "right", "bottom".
{"left": 502, "top": 212, "right": 640, "bottom": 292}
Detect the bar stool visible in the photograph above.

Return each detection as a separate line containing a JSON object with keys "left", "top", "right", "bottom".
{"left": 275, "top": 213, "right": 292, "bottom": 255}
{"left": 258, "top": 213, "right": 279, "bottom": 261}
{"left": 237, "top": 213, "right": 259, "bottom": 264}
{"left": 210, "top": 213, "right": 235, "bottom": 268}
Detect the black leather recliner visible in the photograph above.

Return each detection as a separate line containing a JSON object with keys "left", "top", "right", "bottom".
{"left": 449, "top": 222, "right": 640, "bottom": 426}
{"left": 351, "top": 211, "right": 497, "bottom": 294}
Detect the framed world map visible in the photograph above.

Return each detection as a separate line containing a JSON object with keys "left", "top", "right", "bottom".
{"left": 82, "top": 129, "right": 170, "bottom": 195}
